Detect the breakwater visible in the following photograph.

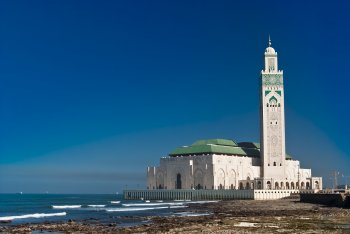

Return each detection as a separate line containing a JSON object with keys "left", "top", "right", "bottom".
{"left": 300, "top": 193, "right": 350, "bottom": 208}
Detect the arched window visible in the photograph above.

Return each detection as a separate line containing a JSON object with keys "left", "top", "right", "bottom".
{"left": 273, "top": 162, "right": 276, "bottom": 166}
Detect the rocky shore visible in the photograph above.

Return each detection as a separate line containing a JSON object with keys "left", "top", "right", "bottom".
{"left": 1, "top": 198, "right": 350, "bottom": 233}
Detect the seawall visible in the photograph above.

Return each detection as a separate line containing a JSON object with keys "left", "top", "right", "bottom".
{"left": 123, "top": 189, "right": 299, "bottom": 200}
{"left": 300, "top": 193, "right": 350, "bottom": 208}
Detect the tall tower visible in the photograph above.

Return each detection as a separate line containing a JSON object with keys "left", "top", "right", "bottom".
{"left": 260, "top": 37, "right": 286, "bottom": 185}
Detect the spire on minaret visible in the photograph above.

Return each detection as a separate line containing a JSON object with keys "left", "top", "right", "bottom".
{"left": 268, "top": 35, "right": 271, "bottom": 47}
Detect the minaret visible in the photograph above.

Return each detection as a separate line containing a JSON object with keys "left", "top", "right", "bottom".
{"left": 260, "top": 37, "right": 286, "bottom": 188}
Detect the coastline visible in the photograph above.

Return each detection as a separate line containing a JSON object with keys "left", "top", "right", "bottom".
{"left": 1, "top": 198, "right": 349, "bottom": 233}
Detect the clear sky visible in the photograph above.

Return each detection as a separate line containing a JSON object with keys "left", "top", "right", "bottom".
{"left": 1, "top": 1, "right": 350, "bottom": 193}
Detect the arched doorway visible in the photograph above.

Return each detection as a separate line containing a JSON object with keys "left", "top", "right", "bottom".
{"left": 257, "top": 181, "right": 262, "bottom": 189}
{"left": 156, "top": 172, "right": 164, "bottom": 190}
{"left": 301, "top": 182, "right": 305, "bottom": 189}
{"left": 218, "top": 169, "right": 225, "bottom": 189}
{"left": 219, "top": 184, "right": 224, "bottom": 190}
{"left": 280, "top": 182, "right": 284, "bottom": 189}
{"left": 286, "top": 182, "right": 290, "bottom": 189}
{"left": 229, "top": 170, "right": 237, "bottom": 189}
{"left": 267, "top": 181, "right": 271, "bottom": 189}
{"left": 239, "top": 182, "right": 244, "bottom": 190}
{"left": 176, "top": 173, "right": 182, "bottom": 189}
{"left": 306, "top": 182, "right": 310, "bottom": 189}
{"left": 194, "top": 170, "right": 204, "bottom": 190}
{"left": 275, "top": 182, "right": 279, "bottom": 189}
{"left": 246, "top": 182, "right": 250, "bottom": 189}
{"left": 291, "top": 182, "right": 295, "bottom": 189}
{"left": 315, "top": 181, "right": 319, "bottom": 189}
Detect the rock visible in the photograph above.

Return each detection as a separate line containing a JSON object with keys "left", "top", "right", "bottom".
{"left": 0, "top": 220, "right": 11, "bottom": 224}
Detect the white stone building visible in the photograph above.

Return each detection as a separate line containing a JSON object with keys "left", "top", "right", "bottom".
{"left": 147, "top": 38, "right": 322, "bottom": 192}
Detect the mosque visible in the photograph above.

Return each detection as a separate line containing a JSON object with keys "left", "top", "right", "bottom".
{"left": 146, "top": 38, "right": 322, "bottom": 192}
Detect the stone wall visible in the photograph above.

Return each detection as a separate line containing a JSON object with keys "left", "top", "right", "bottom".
{"left": 300, "top": 193, "right": 348, "bottom": 207}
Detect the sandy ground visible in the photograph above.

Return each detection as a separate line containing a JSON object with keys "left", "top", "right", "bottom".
{"left": 1, "top": 198, "right": 350, "bottom": 233}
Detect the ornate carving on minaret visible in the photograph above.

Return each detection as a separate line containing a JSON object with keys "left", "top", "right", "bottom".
{"left": 260, "top": 37, "right": 286, "bottom": 182}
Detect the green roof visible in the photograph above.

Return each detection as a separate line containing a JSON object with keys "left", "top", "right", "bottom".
{"left": 169, "top": 139, "right": 293, "bottom": 160}
{"left": 191, "top": 139, "right": 237, "bottom": 147}
{"left": 237, "top": 142, "right": 260, "bottom": 149}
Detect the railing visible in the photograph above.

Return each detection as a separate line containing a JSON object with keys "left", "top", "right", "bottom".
{"left": 123, "top": 189, "right": 297, "bottom": 200}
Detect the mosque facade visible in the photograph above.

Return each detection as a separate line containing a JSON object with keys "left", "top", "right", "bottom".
{"left": 147, "top": 39, "right": 322, "bottom": 192}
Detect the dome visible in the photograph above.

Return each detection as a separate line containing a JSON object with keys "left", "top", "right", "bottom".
{"left": 265, "top": 46, "right": 276, "bottom": 54}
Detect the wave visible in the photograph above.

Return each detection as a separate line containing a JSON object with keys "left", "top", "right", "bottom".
{"left": 110, "top": 201, "right": 121, "bottom": 204}
{"left": 169, "top": 205, "right": 188, "bottom": 208}
{"left": 0, "top": 212, "right": 66, "bottom": 221}
{"left": 52, "top": 205, "right": 81, "bottom": 209}
{"left": 106, "top": 205, "right": 187, "bottom": 212}
{"left": 122, "top": 202, "right": 184, "bottom": 207}
{"left": 185, "top": 200, "right": 219, "bottom": 204}
{"left": 87, "top": 205, "right": 106, "bottom": 208}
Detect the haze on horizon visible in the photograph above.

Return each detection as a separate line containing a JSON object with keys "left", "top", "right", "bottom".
{"left": 1, "top": 1, "right": 350, "bottom": 193}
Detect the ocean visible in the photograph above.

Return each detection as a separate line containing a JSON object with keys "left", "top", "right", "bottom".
{"left": 0, "top": 194, "right": 213, "bottom": 227}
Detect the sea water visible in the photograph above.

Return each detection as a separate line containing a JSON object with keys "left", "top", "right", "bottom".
{"left": 0, "top": 194, "right": 214, "bottom": 227}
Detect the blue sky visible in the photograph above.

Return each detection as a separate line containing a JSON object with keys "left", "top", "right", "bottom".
{"left": 1, "top": 1, "right": 350, "bottom": 193}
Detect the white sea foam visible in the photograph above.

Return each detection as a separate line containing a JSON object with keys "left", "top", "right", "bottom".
{"left": 106, "top": 206, "right": 169, "bottom": 212}
{"left": 169, "top": 205, "right": 188, "bottom": 209}
{"left": 185, "top": 200, "right": 219, "bottom": 204}
{"left": 0, "top": 212, "right": 66, "bottom": 221}
{"left": 110, "top": 201, "right": 121, "bottom": 204}
{"left": 106, "top": 205, "right": 186, "bottom": 212}
{"left": 52, "top": 205, "right": 81, "bottom": 209}
{"left": 122, "top": 202, "right": 184, "bottom": 207}
{"left": 87, "top": 205, "right": 106, "bottom": 208}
